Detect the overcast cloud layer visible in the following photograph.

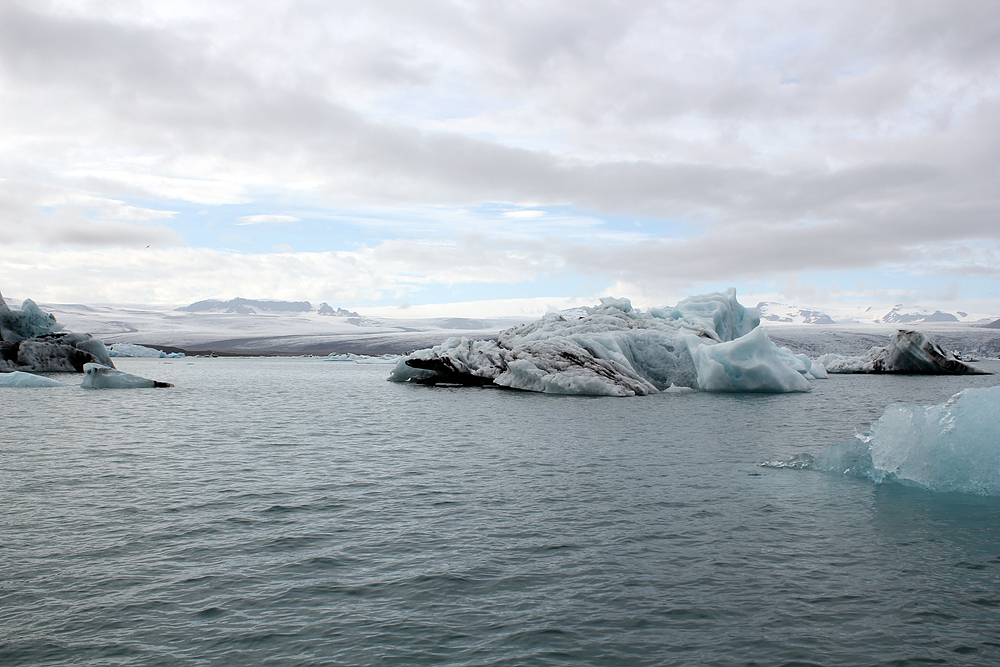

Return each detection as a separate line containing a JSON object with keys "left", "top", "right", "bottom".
{"left": 1, "top": 0, "right": 998, "bottom": 315}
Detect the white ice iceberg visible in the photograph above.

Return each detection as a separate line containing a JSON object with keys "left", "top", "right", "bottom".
{"left": 797, "top": 386, "right": 1000, "bottom": 495}
{"left": 0, "top": 371, "right": 70, "bottom": 388}
{"left": 108, "top": 342, "right": 184, "bottom": 358}
{"left": 80, "top": 363, "right": 172, "bottom": 389}
{"left": 817, "top": 330, "right": 988, "bottom": 375}
{"left": 389, "top": 289, "right": 819, "bottom": 396}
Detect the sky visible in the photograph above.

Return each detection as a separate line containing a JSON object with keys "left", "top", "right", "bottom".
{"left": 1, "top": 0, "right": 999, "bottom": 318}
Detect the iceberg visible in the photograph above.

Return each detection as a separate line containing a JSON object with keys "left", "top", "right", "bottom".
{"left": 790, "top": 386, "right": 1000, "bottom": 495}
{"left": 0, "top": 371, "right": 70, "bottom": 388}
{"left": 817, "top": 330, "right": 989, "bottom": 375}
{"left": 1, "top": 288, "right": 116, "bottom": 373}
{"left": 108, "top": 343, "right": 184, "bottom": 358}
{"left": 389, "top": 289, "right": 819, "bottom": 396}
{"left": 80, "top": 363, "right": 173, "bottom": 389}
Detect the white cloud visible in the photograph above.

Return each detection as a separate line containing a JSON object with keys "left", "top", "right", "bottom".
{"left": 503, "top": 210, "right": 546, "bottom": 219}
{"left": 236, "top": 214, "right": 300, "bottom": 225}
{"left": 0, "top": 0, "right": 998, "bottom": 310}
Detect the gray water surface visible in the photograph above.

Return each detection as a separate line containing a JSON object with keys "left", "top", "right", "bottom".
{"left": 3, "top": 358, "right": 1000, "bottom": 666}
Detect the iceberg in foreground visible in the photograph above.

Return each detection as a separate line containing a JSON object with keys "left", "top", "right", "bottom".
{"left": 766, "top": 386, "right": 1000, "bottom": 495}
{"left": 389, "top": 289, "right": 820, "bottom": 396}
{"left": 80, "top": 363, "right": 173, "bottom": 389}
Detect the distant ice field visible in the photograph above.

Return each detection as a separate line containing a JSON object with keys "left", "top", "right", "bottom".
{"left": 3, "top": 358, "right": 1000, "bottom": 665}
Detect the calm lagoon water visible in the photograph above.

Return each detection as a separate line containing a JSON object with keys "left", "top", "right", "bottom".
{"left": 3, "top": 357, "right": 1000, "bottom": 666}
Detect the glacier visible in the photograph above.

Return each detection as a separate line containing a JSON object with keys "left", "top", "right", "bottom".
{"left": 817, "top": 330, "right": 989, "bottom": 375}
{"left": 389, "top": 289, "right": 822, "bottom": 396}
{"left": 80, "top": 363, "right": 173, "bottom": 389}
{"left": 771, "top": 386, "right": 1000, "bottom": 495}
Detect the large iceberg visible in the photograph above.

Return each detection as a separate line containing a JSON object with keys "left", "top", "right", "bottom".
{"left": 389, "top": 289, "right": 822, "bottom": 396}
{"left": 771, "top": 386, "right": 1000, "bottom": 495}
{"left": 817, "top": 330, "right": 989, "bottom": 375}
{"left": 1, "top": 288, "right": 115, "bottom": 373}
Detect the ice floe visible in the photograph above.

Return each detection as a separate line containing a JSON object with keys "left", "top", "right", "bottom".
{"left": 80, "top": 363, "right": 173, "bottom": 389}
{"left": 0, "top": 371, "right": 70, "bottom": 388}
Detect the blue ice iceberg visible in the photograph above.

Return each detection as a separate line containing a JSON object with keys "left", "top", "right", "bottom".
{"left": 769, "top": 386, "right": 1000, "bottom": 495}
{"left": 389, "top": 289, "right": 820, "bottom": 396}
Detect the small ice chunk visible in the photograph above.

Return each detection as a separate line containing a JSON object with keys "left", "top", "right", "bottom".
{"left": 80, "top": 363, "right": 172, "bottom": 389}
{"left": 0, "top": 371, "right": 70, "bottom": 387}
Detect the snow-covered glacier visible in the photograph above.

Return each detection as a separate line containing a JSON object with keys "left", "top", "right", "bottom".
{"left": 389, "top": 289, "right": 823, "bottom": 396}
{"left": 770, "top": 386, "right": 1000, "bottom": 495}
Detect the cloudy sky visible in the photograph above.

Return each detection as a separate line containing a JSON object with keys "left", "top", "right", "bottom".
{"left": 1, "top": 0, "right": 998, "bottom": 317}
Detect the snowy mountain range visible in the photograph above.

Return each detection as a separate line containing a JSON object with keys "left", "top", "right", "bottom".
{"left": 755, "top": 301, "right": 995, "bottom": 326}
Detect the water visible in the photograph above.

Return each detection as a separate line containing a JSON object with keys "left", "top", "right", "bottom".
{"left": 3, "top": 357, "right": 1000, "bottom": 666}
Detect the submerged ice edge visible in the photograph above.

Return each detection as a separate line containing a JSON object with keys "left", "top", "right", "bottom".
{"left": 762, "top": 386, "right": 1000, "bottom": 495}
{"left": 388, "top": 289, "right": 821, "bottom": 396}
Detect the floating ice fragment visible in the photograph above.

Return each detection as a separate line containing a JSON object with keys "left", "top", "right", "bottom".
{"left": 80, "top": 363, "right": 173, "bottom": 389}
{"left": 767, "top": 386, "right": 1000, "bottom": 495}
{"left": 0, "top": 371, "right": 70, "bottom": 388}
{"left": 108, "top": 343, "right": 184, "bottom": 358}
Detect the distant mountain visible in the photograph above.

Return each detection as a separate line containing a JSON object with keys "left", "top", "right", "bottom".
{"left": 985, "top": 318, "right": 1000, "bottom": 329}
{"left": 317, "top": 302, "right": 360, "bottom": 317}
{"left": 879, "top": 305, "right": 958, "bottom": 324}
{"left": 177, "top": 298, "right": 312, "bottom": 314}
{"left": 755, "top": 302, "right": 835, "bottom": 325}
